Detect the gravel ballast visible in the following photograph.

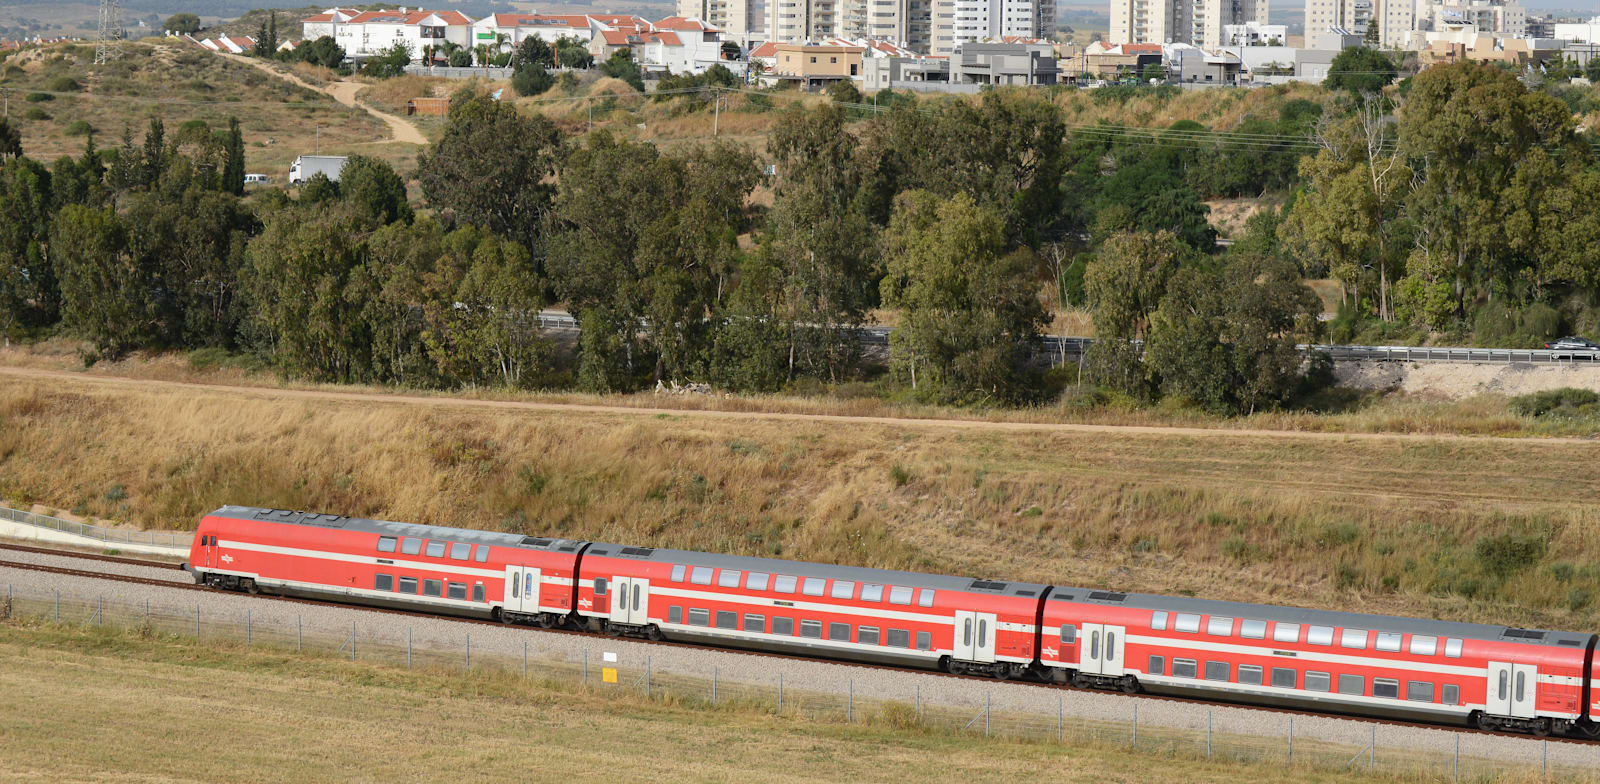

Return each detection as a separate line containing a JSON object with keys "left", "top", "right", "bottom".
{"left": 2, "top": 560, "right": 1596, "bottom": 774}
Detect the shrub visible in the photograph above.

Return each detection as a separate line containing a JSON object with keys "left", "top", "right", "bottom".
{"left": 1508, "top": 387, "right": 1600, "bottom": 418}
{"left": 46, "top": 75, "right": 80, "bottom": 92}
{"left": 22, "top": 107, "right": 47, "bottom": 120}
{"left": 889, "top": 464, "right": 912, "bottom": 487}
{"left": 24, "top": 92, "right": 52, "bottom": 102}
{"left": 64, "top": 120, "right": 92, "bottom": 136}
{"left": 1474, "top": 532, "right": 1545, "bottom": 577}
{"left": 1317, "top": 522, "right": 1360, "bottom": 547}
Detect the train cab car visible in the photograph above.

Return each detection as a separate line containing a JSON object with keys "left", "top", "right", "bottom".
{"left": 1040, "top": 590, "right": 1596, "bottom": 735}
{"left": 575, "top": 543, "right": 1049, "bottom": 677}
{"left": 188, "top": 506, "right": 587, "bottom": 624}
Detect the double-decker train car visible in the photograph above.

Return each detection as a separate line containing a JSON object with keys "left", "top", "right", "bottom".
{"left": 1039, "top": 589, "right": 1597, "bottom": 735}
{"left": 577, "top": 542, "right": 1048, "bottom": 676}
{"left": 184, "top": 505, "right": 1600, "bottom": 737}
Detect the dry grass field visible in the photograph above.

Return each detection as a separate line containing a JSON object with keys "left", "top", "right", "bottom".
{"left": 2, "top": 357, "right": 1599, "bottom": 634}
{"left": 0, "top": 620, "right": 1547, "bottom": 784}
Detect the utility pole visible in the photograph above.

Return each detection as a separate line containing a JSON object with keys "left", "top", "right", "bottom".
{"left": 94, "top": 0, "right": 123, "bottom": 65}
{"left": 314, "top": 125, "right": 320, "bottom": 154}
{"left": 712, "top": 88, "right": 719, "bottom": 136}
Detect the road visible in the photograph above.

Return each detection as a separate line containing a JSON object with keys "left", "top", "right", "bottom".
{"left": 222, "top": 53, "right": 428, "bottom": 145}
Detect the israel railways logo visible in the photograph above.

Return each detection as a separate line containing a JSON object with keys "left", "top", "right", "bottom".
{"left": 221, "top": 554, "right": 234, "bottom": 564}
{"left": 579, "top": 597, "right": 593, "bottom": 609}
{"left": 1043, "top": 646, "right": 1058, "bottom": 658}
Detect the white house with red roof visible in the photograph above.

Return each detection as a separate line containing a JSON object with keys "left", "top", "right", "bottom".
{"left": 198, "top": 35, "right": 258, "bottom": 54}
{"left": 622, "top": 16, "right": 738, "bottom": 74}
{"left": 472, "top": 13, "right": 605, "bottom": 45}
{"left": 303, "top": 8, "right": 475, "bottom": 60}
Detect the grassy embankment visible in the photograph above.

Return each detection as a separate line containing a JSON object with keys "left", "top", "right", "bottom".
{"left": 2, "top": 357, "right": 1600, "bottom": 635}
{"left": 0, "top": 38, "right": 400, "bottom": 174}
{"left": 0, "top": 618, "right": 1553, "bottom": 784}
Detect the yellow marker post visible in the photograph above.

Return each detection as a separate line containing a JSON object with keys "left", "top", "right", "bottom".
{"left": 601, "top": 667, "right": 618, "bottom": 684}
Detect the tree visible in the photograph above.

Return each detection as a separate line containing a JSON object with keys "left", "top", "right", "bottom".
{"left": 600, "top": 48, "right": 644, "bottom": 91}
{"left": 165, "top": 13, "right": 200, "bottom": 34}
{"left": 1083, "top": 229, "right": 1183, "bottom": 340}
{"left": 253, "top": 11, "right": 279, "bottom": 58}
{"left": 141, "top": 116, "right": 166, "bottom": 190}
{"left": 720, "top": 40, "right": 741, "bottom": 61}
{"left": 1324, "top": 47, "right": 1397, "bottom": 94}
{"left": 416, "top": 90, "right": 563, "bottom": 255}
{"left": 368, "top": 40, "right": 413, "bottom": 78}
{"left": 243, "top": 204, "right": 376, "bottom": 381}
{"left": 512, "top": 61, "right": 554, "bottom": 97}
{"left": 122, "top": 184, "right": 258, "bottom": 347}
{"left": 1587, "top": 56, "right": 1600, "bottom": 83}
{"left": 0, "top": 158, "right": 58, "bottom": 337}
{"left": 222, "top": 116, "right": 245, "bottom": 196}
{"left": 1362, "top": 20, "right": 1380, "bottom": 46}
{"left": 338, "top": 155, "right": 411, "bottom": 224}
{"left": 826, "top": 79, "right": 862, "bottom": 105}
{"left": 553, "top": 36, "right": 592, "bottom": 69}
{"left": 879, "top": 190, "right": 1047, "bottom": 403}
{"left": 53, "top": 204, "right": 156, "bottom": 354}
{"left": 298, "top": 36, "right": 345, "bottom": 69}
{"left": 511, "top": 36, "right": 553, "bottom": 70}
{"left": 0, "top": 118, "right": 20, "bottom": 159}
{"left": 1141, "top": 61, "right": 1165, "bottom": 82}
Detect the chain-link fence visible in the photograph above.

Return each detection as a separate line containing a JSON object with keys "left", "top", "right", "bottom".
{"left": 0, "top": 505, "right": 189, "bottom": 550}
{"left": 1, "top": 581, "right": 1595, "bottom": 783}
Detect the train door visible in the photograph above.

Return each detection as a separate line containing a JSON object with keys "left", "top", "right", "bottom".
{"left": 1080, "top": 624, "right": 1127, "bottom": 676}
{"left": 201, "top": 535, "right": 215, "bottom": 569}
{"left": 1487, "top": 662, "right": 1537, "bottom": 718}
{"left": 954, "top": 611, "right": 997, "bottom": 663}
{"left": 609, "top": 577, "right": 650, "bottom": 625}
{"left": 505, "top": 565, "right": 530, "bottom": 613}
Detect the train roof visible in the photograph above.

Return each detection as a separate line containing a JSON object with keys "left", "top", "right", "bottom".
{"left": 208, "top": 506, "right": 587, "bottom": 553}
{"left": 1050, "top": 586, "right": 1594, "bottom": 649}
{"left": 584, "top": 541, "right": 1050, "bottom": 599}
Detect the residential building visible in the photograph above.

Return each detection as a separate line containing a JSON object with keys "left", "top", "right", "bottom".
{"left": 310, "top": 8, "right": 475, "bottom": 61}
{"left": 1303, "top": 0, "right": 1371, "bottom": 40}
{"left": 952, "top": 40, "right": 1058, "bottom": 83}
{"left": 1416, "top": 32, "right": 1561, "bottom": 65}
{"left": 766, "top": 42, "right": 865, "bottom": 87}
{"left": 1164, "top": 41, "right": 1241, "bottom": 82}
{"left": 952, "top": 0, "right": 1056, "bottom": 46}
{"left": 1309, "top": 27, "right": 1362, "bottom": 49}
{"left": 300, "top": 8, "right": 362, "bottom": 39}
{"left": 1553, "top": 16, "right": 1600, "bottom": 43}
{"left": 198, "top": 35, "right": 258, "bottom": 54}
{"left": 603, "top": 19, "right": 741, "bottom": 74}
{"left": 1111, "top": 0, "right": 1262, "bottom": 49}
{"left": 1068, "top": 40, "right": 1163, "bottom": 79}
{"left": 1222, "top": 19, "right": 1286, "bottom": 45}
{"left": 470, "top": 14, "right": 602, "bottom": 45}
{"left": 1416, "top": 0, "right": 1525, "bottom": 37}
{"left": 1522, "top": 14, "right": 1551, "bottom": 38}
{"left": 858, "top": 54, "right": 950, "bottom": 87}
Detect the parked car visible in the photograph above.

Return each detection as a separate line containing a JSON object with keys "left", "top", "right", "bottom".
{"left": 1544, "top": 336, "right": 1600, "bottom": 357}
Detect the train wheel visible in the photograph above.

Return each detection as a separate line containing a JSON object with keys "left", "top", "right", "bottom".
{"left": 243, "top": 578, "right": 259, "bottom": 595}
{"left": 1120, "top": 676, "right": 1141, "bottom": 694}
{"left": 1532, "top": 719, "right": 1551, "bottom": 737}
{"left": 645, "top": 625, "right": 662, "bottom": 641}
{"left": 1071, "top": 672, "right": 1090, "bottom": 689}
{"left": 537, "top": 613, "right": 557, "bottom": 629}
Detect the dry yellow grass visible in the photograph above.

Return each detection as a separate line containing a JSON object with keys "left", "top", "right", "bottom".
{"left": 0, "top": 621, "right": 1562, "bottom": 784}
{"left": 2, "top": 363, "right": 1600, "bottom": 634}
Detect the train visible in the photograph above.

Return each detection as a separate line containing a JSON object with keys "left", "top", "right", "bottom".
{"left": 183, "top": 505, "right": 1600, "bottom": 738}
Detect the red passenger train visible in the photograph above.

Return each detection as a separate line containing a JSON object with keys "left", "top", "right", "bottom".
{"left": 186, "top": 505, "right": 1600, "bottom": 737}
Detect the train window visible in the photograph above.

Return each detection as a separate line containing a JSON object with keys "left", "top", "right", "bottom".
{"left": 1240, "top": 620, "right": 1267, "bottom": 639}
{"left": 1340, "top": 629, "right": 1369, "bottom": 649}
{"left": 450, "top": 543, "right": 471, "bottom": 561}
{"left": 375, "top": 574, "right": 394, "bottom": 591}
{"left": 861, "top": 584, "right": 884, "bottom": 602}
{"left": 1175, "top": 613, "right": 1201, "bottom": 633}
{"left": 800, "top": 620, "right": 823, "bottom": 639}
{"left": 689, "top": 609, "right": 710, "bottom": 627}
{"left": 1515, "top": 672, "right": 1526, "bottom": 702}
{"left": 423, "top": 579, "right": 442, "bottom": 597}
{"left": 510, "top": 576, "right": 519, "bottom": 599}
{"left": 1148, "top": 656, "right": 1164, "bottom": 676}
{"left": 402, "top": 538, "right": 422, "bottom": 555}
{"left": 1060, "top": 624, "right": 1076, "bottom": 644}
{"left": 718, "top": 569, "right": 741, "bottom": 588}
{"left": 1497, "top": 670, "right": 1508, "bottom": 700}
{"left": 964, "top": 617, "right": 975, "bottom": 648}
{"left": 1151, "top": 611, "right": 1168, "bottom": 631}
{"left": 1271, "top": 668, "right": 1296, "bottom": 688}
{"left": 669, "top": 606, "right": 682, "bottom": 624}
{"left": 1307, "top": 626, "right": 1335, "bottom": 646}
{"left": 1172, "top": 659, "right": 1197, "bottom": 678}
{"left": 774, "top": 575, "right": 797, "bottom": 593}
{"left": 917, "top": 631, "right": 932, "bottom": 651}
{"left": 977, "top": 619, "right": 988, "bottom": 648}
{"left": 1305, "top": 672, "right": 1331, "bottom": 692}
{"left": 1410, "top": 635, "right": 1437, "bottom": 656}
{"left": 859, "top": 626, "right": 880, "bottom": 645}
{"left": 1443, "top": 684, "right": 1460, "bottom": 705}
{"left": 426, "top": 541, "right": 446, "bottom": 558}
{"left": 1376, "top": 632, "right": 1402, "bottom": 652}
{"left": 1273, "top": 623, "right": 1300, "bottom": 643}
{"left": 593, "top": 578, "right": 607, "bottom": 595}
{"left": 526, "top": 575, "right": 534, "bottom": 597}
{"left": 473, "top": 583, "right": 484, "bottom": 602}
{"left": 1207, "top": 617, "right": 1234, "bottom": 636}
{"left": 474, "top": 546, "right": 489, "bottom": 563}
{"left": 717, "top": 611, "right": 738, "bottom": 630}
{"left": 1406, "top": 681, "right": 1434, "bottom": 702}
{"left": 887, "top": 628, "right": 910, "bottom": 648}
{"left": 888, "top": 586, "right": 913, "bottom": 605}
{"left": 1239, "top": 665, "right": 1264, "bottom": 686}
{"left": 831, "top": 581, "right": 855, "bottom": 599}
{"left": 671, "top": 565, "right": 686, "bottom": 582}
{"left": 828, "top": 623, "right": 851, "bottom": 641}
{"left": 772, "top": 617, "right": 794, "bottom": 635}
{"left": 919, "top": 590, "right": 936, "bottom": 608}
{"left": 1444, "top": 638, "right": 1463, "bottom": 658}
{"left": 744, "top": 614, "right": 765, "bottom": 633}
{"left": 801, "top": 578, "right": 826, "bottom": 597}
{"left": 1204, "top": 661, "right": 1230, "bottom": 681}
{"left": 448, "top": 582, "right": 467, "bottom": 600}
{"left": 378, "top": 537, "right": 397, "bottom": 553}
{"left": 745, "top": 572, "right": 770, "bottom": 591}
{"left": 1338, "top": 674, "right": 1364, "bottom": 695}
{"left": 399, "top": 576, "right": 418, "bottom": 594}
{"left": 1373, "top": 679, "right": 1399, "bottom": 699}
{"left": 690, "top": 567, "right": 714, "bottom": 585}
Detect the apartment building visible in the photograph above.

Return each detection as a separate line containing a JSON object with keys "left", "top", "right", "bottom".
{"left": 1303, "top": 0, "right": 1370, "bottom": 40}
{"left": 1110, "top": 0, "right": 1259, "bottom": 49}
{"left": 676, "top": 0, "right": 770, "bottom": 42}
{"left": 317, "top": 8, "right": 475, "bottom": 59}
{"left": 952, "top": 0, "right": 1056, "bottom": 45}
{"left": 1417, "top": 0, "right": 1525, "bottom": 37}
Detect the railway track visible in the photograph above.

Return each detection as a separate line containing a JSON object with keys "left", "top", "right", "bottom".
{"left": 1, "top": 541, "right": 1595, "bottom": 747}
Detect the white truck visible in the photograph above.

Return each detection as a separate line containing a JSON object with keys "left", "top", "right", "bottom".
{"left": 288, "top": 155, "right": 349, "bottom": 185}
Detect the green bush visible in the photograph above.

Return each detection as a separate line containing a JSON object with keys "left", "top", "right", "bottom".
{"left": 22, "top": 106, "right": 47, "bottom": 120}
{"left": 1507, "top": 387, "right": 1600, "bottom": 417}
{"left": 1473, "top": 532, "right": 1546, "bottom": 577}
{"left": 46, "top": 75, "right": 80, "bottom": 92}
{"left": 64, "top": 120, "right": 92, "bottom": 136}
{"left": 24, "top": 92, "right": 52, "bottom": 102}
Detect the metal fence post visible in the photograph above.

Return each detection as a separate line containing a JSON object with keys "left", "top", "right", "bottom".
{"left": 523, "top": 641, "right": 528, "bottom": 679}
{"left": 712, "top": 667, "right": 718, "bottom": 707}
{"left": 465, "top": 633, "right": 471, "bottom": 670}
{"left": 350, "top": 621, "right": 356, "bottom": 661}
{"left": 54, "top": 590, "right": 59, "bottom": 624}
{"left": 407, "top": 627, "right": 412, "bottom": 669}
{"left": 1288, "top": 716, "right": 1293, "bottom": 764}
{"left": 1207, "top": 709, "right": 1212, "bottom": 757}
{"left": 1132, "top": 703, "right": 1137, "bottom": 746}
{"left": 194, "top": 602, "right": 199, "bottom": 636}
{"left": 848, "top": 680, "right": 853, "bottom": 723}
{"left": 646, "top": 656, "right": 651, "bottom": 698}
{"left": 1542, "top": 740, "right": 1547, "bottom": 778}
{"left": 984, "top": 693, "right": 991, "bottom": 737}
{"left": 1058, "top": 696, "right": 1063, "bottom": 742}
{"left": 777, "top": 673, "right": 783, "bottom": 713}
{"left": 1369, "top": 725, "right": 1375, "bottom": 769}
{"left": 584, "top": 650, "right": 589, "bottom": 684}
{"left": 1453, "top": 735, "right": 1458, "bottom": 782}
{"left": 247, "top": 609, "right": 251, "bottom": 645}
{"left": 297, "top": 615, "right": 302, "bottom": 653}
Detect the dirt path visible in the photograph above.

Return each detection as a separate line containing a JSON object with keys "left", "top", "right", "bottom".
{"left": 222, "top": 54, "right": 427, "bottom": 145}
{"left": 1, "top": 365, "right": 1591, "bottom": 446}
